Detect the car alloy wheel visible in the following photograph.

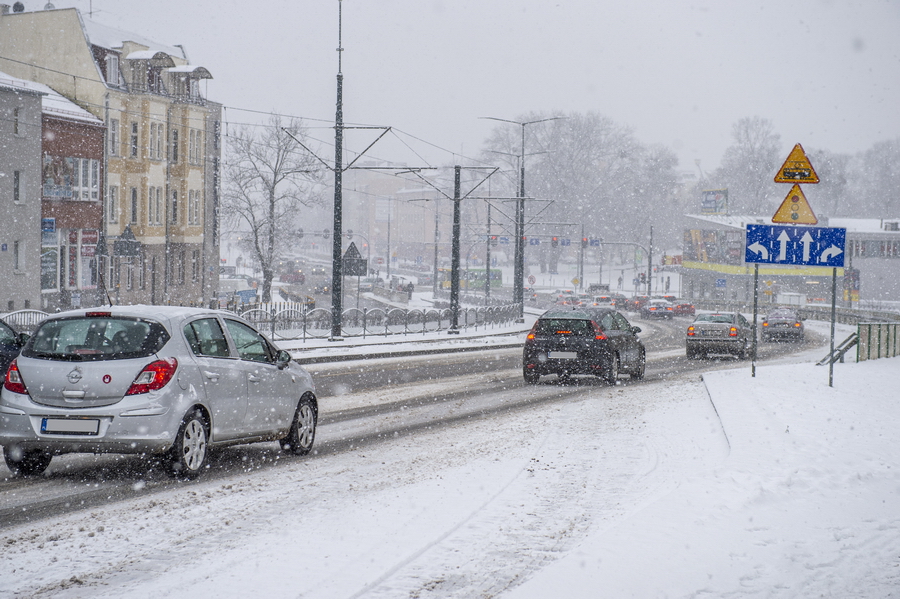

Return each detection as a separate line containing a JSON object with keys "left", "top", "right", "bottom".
{"left": 169, "top": 410, "right": 208, "bottom": 478}
{"left": 281, "top": 395, "right": 317, "bottom": 455}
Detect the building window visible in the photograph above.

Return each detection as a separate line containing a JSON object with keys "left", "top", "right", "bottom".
{"left": 13, "top": 107, "right": 21, "bottom": 136}
{"left": 109, "top": 118, "right": 119, "bottom": 156}
{"left": 130, "top": 122, "right": 139, "bottom": 157}
{"left": 13, "top": 240, "right": 21, "bottom": 271}
{"left": 13, "top": 170, "right": 20, "bottom": 203}
{"left": 171, "top": 190, "right": 178, "bottom": 224}
{"left": 178, "top": 249, "right": 186, "bottom": 284}
{"left": 108, "top": 185, "right": 119, "bottom": 224}
{"left": 171, "top": 129, "right": 179, "bottom": 163}
{"left": 188, "top": 190, "right": 202, "bottom": 225}
{"left": 130, "top": 187, "right": 138, "bottom": 223}
{"left": 138, "top": 253, "right": 146, "bottom": 289}
{"left": 105, "top": 55, "right": 120, "bottom": 85}
{"left": 125, "top": 258, "right": 134, "bottom": 290}
{"left": 191, "top": 249, "right": 200, "bottom": 282}
{"left": 157, "top": 124, "right": 164, "bottom": 159}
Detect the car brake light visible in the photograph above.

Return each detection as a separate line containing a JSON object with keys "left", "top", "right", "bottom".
{"left": 687, "top": 326, "right": 696, "bottom": 336}
{"left": 126, "top": 358, "right": 178, "bottom": 395}
{"left": 85, "top": 311, "right": 112, "bottom": 317}
{"left": 762, "top": 322, "right": 769, "bottom": 327}
{"left": 795, "top": 322, "right": 802, "bottom": 327}
{"left": 4, "top": 359, "right": 28, "bottom": 395}
{"left": 591, "top": 321, "right": 607, "bottom": 340}
{"left": 729, "top": 327, "right": 739, "bottom": 337}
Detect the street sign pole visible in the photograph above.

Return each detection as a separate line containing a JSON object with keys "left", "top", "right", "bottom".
{"left": 829, "top": 267, "right": 837, "bottom": 387}
{"left": 752, "top": 263, "right": 759, "bottom": 378}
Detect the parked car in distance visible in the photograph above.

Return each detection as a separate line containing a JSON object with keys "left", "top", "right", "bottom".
{"left": 0, "top": 306, "right": 318, "bottom": 478}
{"left": 671, "top": 300, "right": 696, "bottom": 316}
{"left": 640, "top": 299, "right": 675, "bottom": 319}
{"left": 761, "top": 308, "right": 805, "bottom": 342}
{"left": 0, "top": 320, "right": 29, "bottom": 379}
{"left": 523, "top": 309, "right": 645, "bottom": 384}
{"left": 686, "top": 311, "right": 753, "bottom": 359}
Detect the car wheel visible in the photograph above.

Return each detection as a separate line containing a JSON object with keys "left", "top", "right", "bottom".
{"left": 4, "top": 447, "right": 52, "bottom": 477}
{"left": 523, "top": 369, "right": 540, "bottom": 385}
{"left": 631, "top": 351, "right": 646, "bottom": 380}
{"left": 604, "top": 353, "right": 619, "bottom": 385}
{"left": 168, "top": 409, "right": 209, "bottom": 479}
{"left": 686, "top": 347, "right": 696, "bottom": 360}
{"left": 281, "top": 395, "right": 317, "bottom": 455}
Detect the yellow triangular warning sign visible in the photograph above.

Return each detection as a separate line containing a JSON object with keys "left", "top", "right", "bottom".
{"left": 774, "top": 143, "right": 819, "bottom": 183}
{"left": 772, "top": 184, "right": 818, "bottom": 224}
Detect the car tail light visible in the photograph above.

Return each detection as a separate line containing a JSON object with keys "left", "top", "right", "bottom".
{"left": 125, "top": 358, "right": 178, "bottom": 396}
{"left": 762, "top": 322, "right": 769, "bottom": 327}
{"left": 729, "top": 327, "right": 739, "bottom": 337}
{"left": 794, "top": 322, "right": 802, "bottom": 327}
{"left": 4, "top": 359, "right": 28, "bottom": 395}
{"left": 591, "top": 321, "right": 607, "bottom": 340}
{"left": 525, "top": 323, "right": 538, "bottom": 343}
{"left": 687, "top": 326, "right": 696, "bottom": 337}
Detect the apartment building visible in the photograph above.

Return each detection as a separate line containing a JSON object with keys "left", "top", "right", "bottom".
{"left": 0, "top": 4, "right": 220, "bottom": 306}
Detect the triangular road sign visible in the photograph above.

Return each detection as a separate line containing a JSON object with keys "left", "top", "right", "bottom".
{"left": 772, "top": 184, "right": 818, "bottom": 224}
{"left": 343, "top": 241, "right": 362, "bottom": 260}
{"left": 774, "top": 143, "right": 819, "bottom": 183}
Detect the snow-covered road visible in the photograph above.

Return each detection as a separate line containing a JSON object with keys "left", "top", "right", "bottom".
{"left": 2, "top": 321, "right": 898, "bottom": 598}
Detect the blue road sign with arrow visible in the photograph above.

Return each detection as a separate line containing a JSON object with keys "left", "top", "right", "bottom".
{"left": 745, "top": 224, "right": 846, "bottom": 267}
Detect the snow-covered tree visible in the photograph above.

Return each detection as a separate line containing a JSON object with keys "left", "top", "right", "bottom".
{"left": 712, "top": 116, "right": 781, "bottom": 215}
{"left": 222, "top": 115, "right": 323, "bottom": 302}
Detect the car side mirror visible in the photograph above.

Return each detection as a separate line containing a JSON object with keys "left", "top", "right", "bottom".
{"left": 276, "top": 349, "right": 291, "bottom": 369}
{"left": 631, "top": 326, "right": 641, "bottom": 334}
{"left": 16, "top": 332, "right": 30, "bottom": 347}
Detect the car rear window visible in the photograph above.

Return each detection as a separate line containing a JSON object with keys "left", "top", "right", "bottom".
{"left": 23, "top": 316, "right": 170, "bottom": 361}
{"left": 695, "top": 314, "right": 735, "bottom": 324}
{"left": 535, "top": 318, "right": 593, "bottom": 336}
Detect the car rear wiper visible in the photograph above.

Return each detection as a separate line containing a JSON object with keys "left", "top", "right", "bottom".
{"left": 28, "top": 351, "right": 84, "bottom": 361}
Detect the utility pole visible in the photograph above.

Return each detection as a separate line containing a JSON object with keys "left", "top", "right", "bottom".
{"left": 481, "top": 116, "right": 566, "bottom": 321}
{"left": 485, "top": 201, "right": 492, "bottom": 300}
{"left": 449, "top": 166, "right": 462, "bottom": 333}
{"left": 647, "top": 225, "right": 653, "bottom": 295}
{"left": 329, "top": 0, "right": 345, "bottom": 340}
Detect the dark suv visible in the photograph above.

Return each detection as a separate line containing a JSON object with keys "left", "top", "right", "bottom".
{"left": 523, "top": 309, "right": 645, "bottom": 384}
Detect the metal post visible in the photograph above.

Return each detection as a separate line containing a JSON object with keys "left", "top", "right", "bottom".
{"left": 647, "top": 225, "right": 653, "bottom": 295}
{"left": 752, "top": 263, "right": 759, "bottom": 377}
{"left": 449, "top": 166, "right": 462, "bottom": 333}
{"left": 514, "top": 130, "right": 525, "bottom": 321}
{"left": 329, "top": 2, "right": 345, "bottom": 340}
{"left": 829, "top": 266, "right": 837, "bottom": 387}
{"left": 485, "top": 201, "right": 491, "bottom": 300}
{"left": 432, "top": 198, "right": 439, "bottom": 296}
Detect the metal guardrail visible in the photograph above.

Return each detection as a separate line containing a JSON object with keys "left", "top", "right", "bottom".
{"left": 239, "top": 303, "right": 521, "bottom": 341}
{"left": 691, "top": 300, "right": 900, "bottom": 326}
{"left": 817, "top": 333, "right": 859, "bottom": 366}
{"left": 0, "top": 310, "right": 50, "bottom": 333}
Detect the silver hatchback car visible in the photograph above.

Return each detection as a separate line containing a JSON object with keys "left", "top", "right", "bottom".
{"left": 0, "top": 306, "right": 317, "bottom": 478}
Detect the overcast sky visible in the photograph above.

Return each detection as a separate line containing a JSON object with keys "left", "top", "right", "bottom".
{"left": 54, "top": 0, "right": 900, "bottom": 174}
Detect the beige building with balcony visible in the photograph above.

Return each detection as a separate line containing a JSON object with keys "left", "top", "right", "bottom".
{"left": 0, "top": 4, "right": 220, "bottom": 306}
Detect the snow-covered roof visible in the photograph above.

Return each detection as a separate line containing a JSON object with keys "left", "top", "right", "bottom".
{"left": 688, "top": 213, "right": 900, "bottom": 235}
{"left": 167, "top": 65, "right": 213, "bottom": 79}
{"left": 82, "top": 17, "right": 185, "bottom": 59}
{"left": 0, "top": 70, "right": 102, "bottom": 124}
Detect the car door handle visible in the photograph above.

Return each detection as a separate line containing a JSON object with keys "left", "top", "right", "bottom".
{"left": 203, "top": 371, "right": 220, "bottom": 381}
{"left": 248, "top": 374, "right": 261, "bottom": 383}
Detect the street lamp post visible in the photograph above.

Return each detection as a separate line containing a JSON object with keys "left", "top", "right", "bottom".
{"left": 481, "top": 116, "right": 565, "bottom": 321}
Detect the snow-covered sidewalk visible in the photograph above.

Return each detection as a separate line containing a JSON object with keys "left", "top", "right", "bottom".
{"left": 511, "top": 348, "right": 900, "bottom": 597}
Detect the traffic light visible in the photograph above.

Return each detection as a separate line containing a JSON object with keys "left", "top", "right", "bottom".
{"left": 551, "top": 237, "right": 558, "bottom": 248}
{"left": 581, "top": 237, "right": 588, "bottom": 248}
{"left": 490, "top": 235, "right": 498, "bottom": 246}
{"left": 297, "top": 228, "right": 304, "bottom": 240}
{"left": 639, "top": 272, "right": 646, "bottom": 283}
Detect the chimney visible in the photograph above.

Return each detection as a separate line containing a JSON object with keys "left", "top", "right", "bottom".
{"left": 1, "top": 5, "right": 11, "bottom": 15}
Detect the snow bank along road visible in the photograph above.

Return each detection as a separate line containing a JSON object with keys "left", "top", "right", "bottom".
{"left": 0, "top": 317, "right": 826, "bottom": 597}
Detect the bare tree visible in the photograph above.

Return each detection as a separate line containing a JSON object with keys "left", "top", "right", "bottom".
{"left": 222, "top": 115, "right": 323, "bottom": 302}
{"left": 713, "top": 116, "right": 781, "bottom": 214}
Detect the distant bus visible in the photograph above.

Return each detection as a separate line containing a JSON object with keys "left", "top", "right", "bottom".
{"left": 437, "top": 268, "right": 502, "bottom": 289}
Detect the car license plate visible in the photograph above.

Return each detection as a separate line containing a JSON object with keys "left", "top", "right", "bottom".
{"left": 548, "top": 351, "right": 578, "bottom": 359}
{"left": 700, "top": 330, "right": 719, "bottom": 337}
{"left": 41, "top": 418, "right": 100, "bottom": 435}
